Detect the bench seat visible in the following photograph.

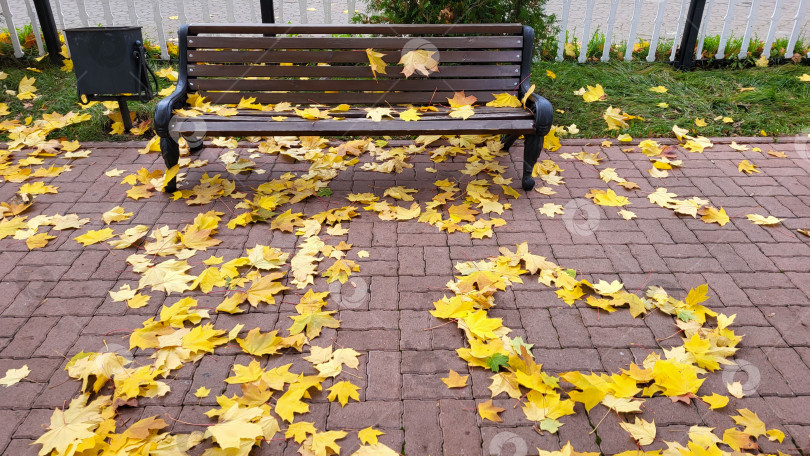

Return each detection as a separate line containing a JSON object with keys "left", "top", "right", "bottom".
{"left": 155, "top": 23, "right": 553, "bottom": 192}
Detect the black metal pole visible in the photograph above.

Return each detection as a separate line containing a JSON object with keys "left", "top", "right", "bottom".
{"left": 260, "top": 0, "right": 276, "bottom": 23}
{"left": 32, "top": 0, "right": 62, "bottom": 65}
{"left": 675, "top": 0, "right": 706, "bottom": 70}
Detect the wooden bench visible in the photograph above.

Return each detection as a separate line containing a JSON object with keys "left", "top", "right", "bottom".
{"left": 154, "top": 23, "right": 553, "bottom": 193}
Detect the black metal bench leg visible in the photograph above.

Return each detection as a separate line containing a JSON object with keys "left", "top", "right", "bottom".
{"left": 522, "top": 134, "right": 542, "bottom": 190}
{"left": 502, "top": 134, "right": 519, "bottom": 151}
{"left": 522, "top": 94, "right": 554, "bottom": 191}
{"left": 160, "top": 137, "right": 179, "bottom": 193}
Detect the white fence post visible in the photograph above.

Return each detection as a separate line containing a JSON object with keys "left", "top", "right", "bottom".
{"left": 201, "top": 0, "right": 211, "bottom": 22}
{"left": 348, "top": 0, "right": 356, "bottom": 22}
{"left": 52, "top": 0, "right": 66, "bottom": 30}
{"left": 225, "top": 0, "right": 235, "bottom": 21}
{"left": 176, "top": 0, "right": 188, "bottom": 25}
{"left": 737, "top": 0, "right": 761, "bottom": 59}
{"left": 601, "top": 0, "right": 619, "bottom": 62}
{"left": 578, "top": 0, "right": 596, "bottom": 63}
{"left": 1, "top": 0, "right": 24, "bottom": 58}
{"left": 128, "top": 0, "right": 140, "bottom": 26}
{"left": 624, "top": 0, "right": 643, "bottom": 61}
{"left": 101, "top": 0, "right": 115, "bottom": 26}
{"left": 555, "top": 0, "right": 570, "bottom": 61}
{"left": 784, "top": 0, "right": 809, "bottom": 59}
{"left": 646, "top": 0, "right": 667, "bottom": 62}
{"left": 696, "top": 0, "right": 715, "bottom": 59}
{"left": 762, "top": 0, "right": 784, "bottom": 58}
{"left": 75, "top": 0, "right": 90, "bottom": 26}
{"left": 669, "top": 0, "right": 688, "bottom": 62}
{"left": 324, "top": 0, "right": 332, "bottom": 23}
{"left": 23, "top": 0, "right": 45, "bottom": 56}
{"left": 715, "top": 0, "right": 736, "bottom": 59}
{"left": 299, "top": 0, "right": 308, "bottom": 23}
{"left": 152, "top": 0, "right": 170, "bottom": 60}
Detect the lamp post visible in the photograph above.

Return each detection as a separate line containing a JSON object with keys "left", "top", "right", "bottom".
{"left": 31, "top": 0, "right": 61, "bottom": 65}
{"left": 675, "top": 0, "right": 707, "bottom": 70}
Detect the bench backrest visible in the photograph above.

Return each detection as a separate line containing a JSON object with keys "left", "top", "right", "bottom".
{"left": 179, "top": 24, "right": 533, "bottom": 106}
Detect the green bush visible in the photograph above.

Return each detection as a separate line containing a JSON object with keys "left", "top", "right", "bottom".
{"left": 354, "top": 0, "right": 556, "bottom": 58}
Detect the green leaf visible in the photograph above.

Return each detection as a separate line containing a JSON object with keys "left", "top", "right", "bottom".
{"left": 317, "top": 188, "right": 333, "bottom": 197}
{"left": 677, "top": 310, "right": 696, "bottom": 322}
{"left": 485, "top": 353, "right": 509, "bottom": 373}
{"left": 539, "top": 418, "right": 563, "bottom": 434}
{"left": 565, "top": 268, "right": 577, "bottom": 278}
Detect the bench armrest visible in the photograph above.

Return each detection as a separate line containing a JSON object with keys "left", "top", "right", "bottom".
{"left": 526, "top": 93, "right": 553, "bottom": 136}
{"left": 154, "top": 25, "right": 190, "bottom": 138}
{"left": 154, "top": 84, "right": 187, "bottom": 138}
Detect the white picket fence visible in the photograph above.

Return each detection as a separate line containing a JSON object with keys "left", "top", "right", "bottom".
{"left": 1, "top": 0, "right": 809, "bottom": 61}
{"left": 551, "top": 0, "right": 810, "bottom": 63}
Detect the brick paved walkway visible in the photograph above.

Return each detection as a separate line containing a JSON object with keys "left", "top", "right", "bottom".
{"left": 1, "top": 136, "right": 810, "bottom": 455}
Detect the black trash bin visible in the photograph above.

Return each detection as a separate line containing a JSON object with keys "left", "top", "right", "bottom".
{"left": 64, "top": 26, "right": 158, "bottom": 129}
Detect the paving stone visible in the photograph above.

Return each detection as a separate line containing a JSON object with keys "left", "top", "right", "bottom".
{"left": 403, "top": 400, "right": 443, "bottom": 456}
{"left": 439, "top": 399, "right": 483, "bottom": 455}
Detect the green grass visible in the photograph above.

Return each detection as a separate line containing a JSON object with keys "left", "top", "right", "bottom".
{"left": 533, "top": 61, "right": 810, "bottom": 138}
{"left": 1, "top": 53, "right": 809, "bottom": 143}
{"left": 0, "top": 55, "right": 170, "bottom": 142}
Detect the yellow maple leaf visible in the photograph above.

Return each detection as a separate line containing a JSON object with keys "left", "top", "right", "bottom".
{"left": 127, "top": 294, "right": 150, "bottom": 309}
{"left": 322, "top": 258, "right": 360, "bottom": 284}
{"left": 486, "top": 92, "right": 522, "bottom": 108}
{"left": 398, "top": 49, "right": 439, "bottom": 78}
{"left": 0, "top": 365, "right": 30, "bottom": 386}
{"left": 441, "top": 370, "right": 469, "bottom": 388}
{"left": 580, "top": 84, "right": 606, "bottom": 102}
{"left": 478, "top": 399, "right": 504, "bottom": 422}
{"left": 365, "top": 48, "right": 387, "bottom": 79}
{"left": 358, "top": 427, "right": 385, "bottom": 445}
{"left": 365, "top": 107, "right": 394, "bottom": 122}
{"left": 449, "top": 104, "right": 475, "bottom": 120}
{"left": 33, "top": 394, "right": 111, "bottom": 455}
{"left": 603, "top": 106, "right": 631, "bottom": 130}
{"left": 102, "top": 206, "right": 133, "bottom": 224}
{"left": 798, "top": 74, "right": 810, "bottom": 82}
{"left": 732, "top": 409, "right": 767, "bottom": 438}
{"left": 26, "top": 232, "right": 55, "bottom": 250}
{"left": 649, "top": 85, "right": 668, "bottom": 93}
{"left": 245, "top": 271, "right": 289, "bottom": 306}
{"left": 19, "top": 181, "right": 58, "bottom": 195}
{"left": 75, "top": 228, "right": 115, "bottom": 246}
{"left": 204, "top": 403, "right": 264, "bottom": 449}
{"left": 538, "top": 203, "right": 564, "bottom": 218}
{"left": 620, "top": 417, "right": 656, "bottom": 445}
{"left": 722, "top": 428, "right": 757, "bottom": 452}
{"left": 237, "top": 327, "right": 284, "bottom": 356}
{"left": 746, "top": 213, "right": 781, "bottom": 226}
{"left": 327, "top": 380, "right": 361, "bottom": 406}
{"left": 399, "top": 108, "right": 421, "bottom": 121}
{"left": 699, "top": 206, "right": 730, "bottom": 227}
{"left": 17, "top": 75, "right": 38, "bottom": 100}
{"left": 695, "top": 118, "right": 708, "bottom": 127}
{"left": 194, "top": 386, "right": 210, "bottom": 398}
{"left": 701, "top": 393, "right": 728, "bottom": 410}
{"left": 737, "top": 160, "right": 760, "bottom": 174}
{"left": 546, "top": 69, "right": 556, "bottom": 79}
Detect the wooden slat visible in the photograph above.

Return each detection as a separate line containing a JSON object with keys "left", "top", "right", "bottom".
{"left": 188, "top": 64, "right": 522, "bottom": 79}
{"left": 187, "top": 49, "right": 522, "bottom": 64}
{"left": 199, "top": 90, "right": 503, "bottom": 105}
{"left": 187, "top": 35, "right": 523, "bottom": 50}
{"left": 202, "top": 106, "right": 530, "bottom": 118}
{"left": 195, "top": 111, "right": 533, "bottom": 122}
{"left": 188, "top": 78, "right": 519, "bottom": 92}
{"left": 173, "top": 118, "right": 535, "bottom": 136}
{"left": 187, "top": 23, "right": 524, "bottom": 35}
